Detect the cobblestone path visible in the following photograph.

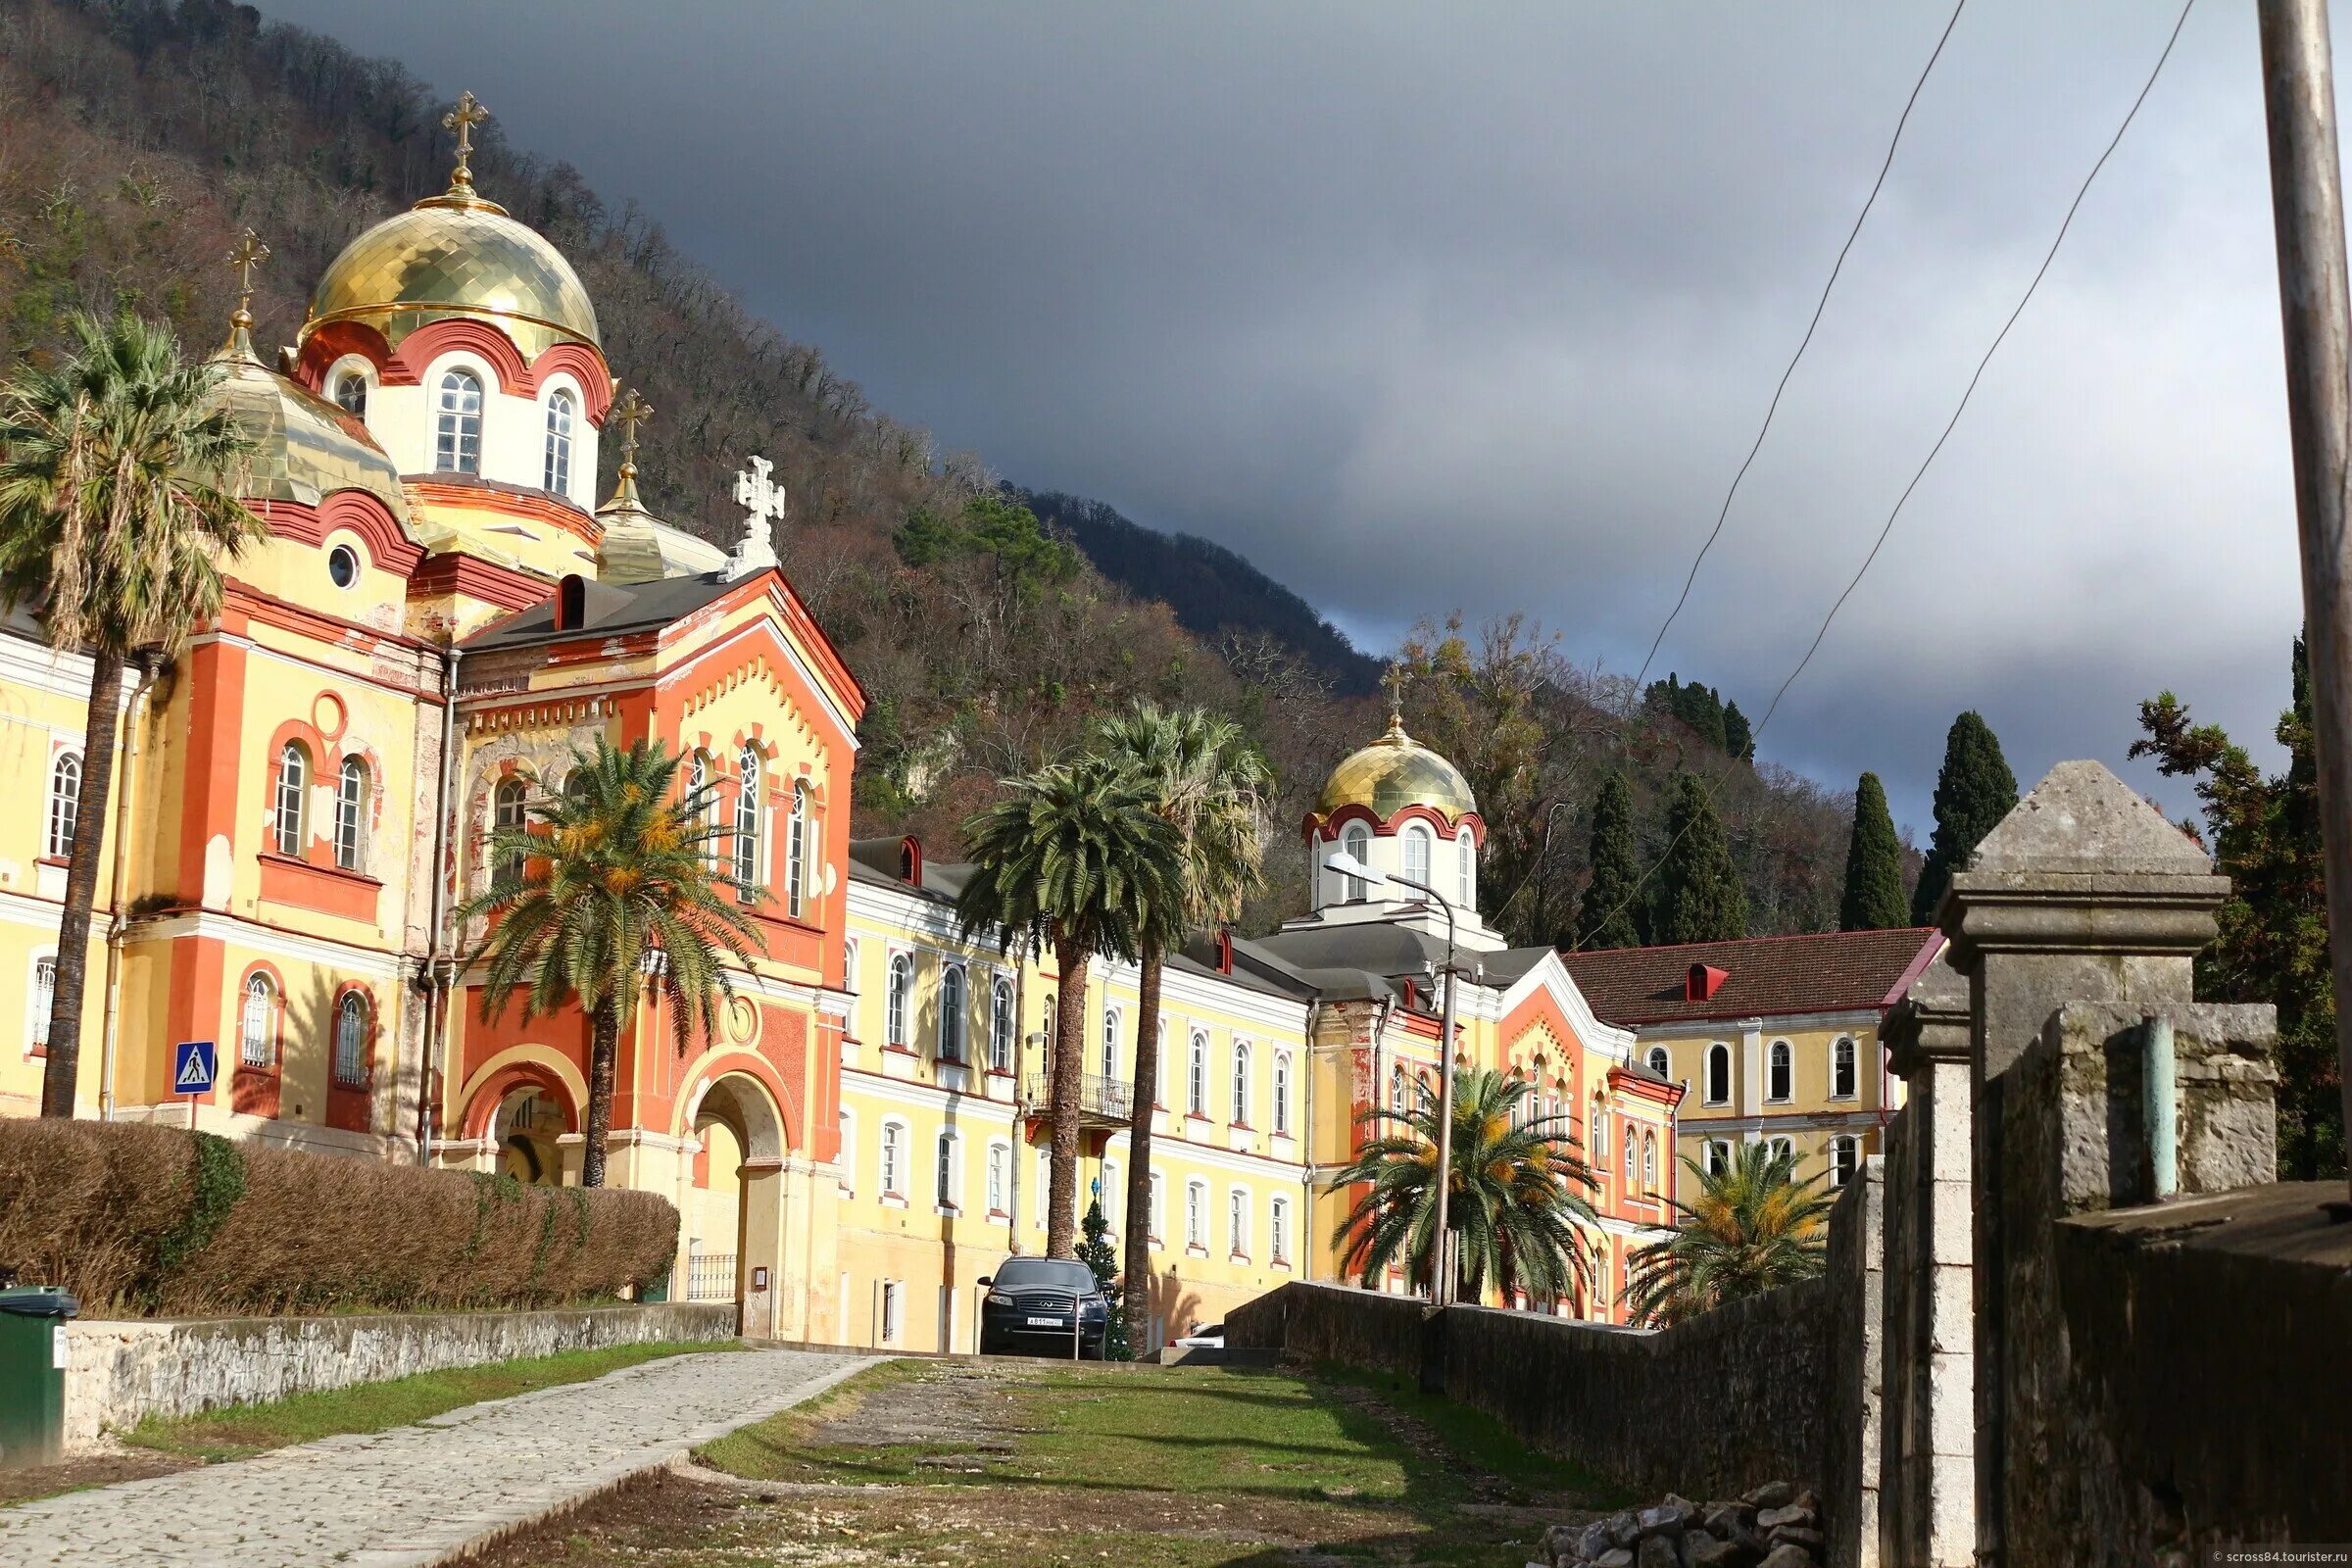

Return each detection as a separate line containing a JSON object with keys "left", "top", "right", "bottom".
{"left": 0, "top": 1346, "right": 876, "bottom": 1568}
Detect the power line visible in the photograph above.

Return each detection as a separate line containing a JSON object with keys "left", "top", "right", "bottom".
{"left": 1629, "top": 0, "right": 1970, "bottom": 703}
{"left": 1573, "top": 0, "right": 2196, "bottom": 952}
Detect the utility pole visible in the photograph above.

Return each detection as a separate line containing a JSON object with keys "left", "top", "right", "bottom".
{"left": 2256, "top": 0, "right": 2352, "bottom": 1206}
{"left": 1432, "top": 951, "right": 1458, "bottom": 1306}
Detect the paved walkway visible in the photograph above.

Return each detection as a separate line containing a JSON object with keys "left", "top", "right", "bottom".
{"left": 0, "top": 1346, "right": 876, "bottom": 1568}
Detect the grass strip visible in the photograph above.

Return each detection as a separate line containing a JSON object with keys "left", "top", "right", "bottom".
{"left": 125, "top": 1339, "right": 740, "bottom": 1463}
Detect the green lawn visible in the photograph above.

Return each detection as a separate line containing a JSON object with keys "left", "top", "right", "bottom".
{"left": 491, "top": 1357, "right": 1622, "bottom": 1567}
{"left": 126, "top": 1340, "right": 739, "bottom": 1463}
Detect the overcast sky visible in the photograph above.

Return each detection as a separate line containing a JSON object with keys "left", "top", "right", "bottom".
{"left": 259, "top": 0, "right": 2322, "bottom": 837}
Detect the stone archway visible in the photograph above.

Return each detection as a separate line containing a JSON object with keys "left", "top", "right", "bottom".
{"left": 687, "top": 1072, "right": 787, "bottom": 1337}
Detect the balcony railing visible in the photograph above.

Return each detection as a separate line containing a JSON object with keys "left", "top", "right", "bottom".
{"left": 1023, "top": 1071, "right": 1134, "bottom": 1126}
{"left": 687, "top": 1251, "right": 737, "bottom": 1301}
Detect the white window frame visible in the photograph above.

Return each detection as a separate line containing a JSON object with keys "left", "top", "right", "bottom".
{"left": 1272, "top": 1052, "right": 1292, "bottom": 1136}
{"left": 491, "top": 775, "right": 526, "bottom": 888}
{"left": 1232, "top": 1042, "right": 1251, "bottom": 1126}
{"left": 1188, "top": 1030, "right": 1208, "bottom": 1115}
{"left": 837, "top": 1110, "right": 856, "bottom": 1195}
{"left": 1642, "top": 1131, "right": 1657, "bottom": 1192}
{"left": 1645, "top": 1045, "right": 1670, "bottom": 1079}
{"left": 938, "top": 962, "right": 968, "bottom": 1062}
{"left": 1228, "top": 1186, "right": 1250, "bottom": 1259}
{"left": 1342, "top": 824, "right": 1370, "bottom": 901}
{"left": 880, "top": 1279, "right": 903, "bottom": 1344}
{"left": 1101, "top": 1006, "right": 1120, "bottom": 1081}
{"left": 879, "top": 1118, "right": 907, "bottom": 1199}
{"left": 1705, "top": 1042, "right": 1733, "bottom": 1106}
{"left": 1185, "top": 1180, "right": 1207, "bottom": 1251}
{"left": 934, "top": 1129, "right": 960, "bottom": 1212}
{"left": 989, "top": 977, "right": 1015, "bottom": 1073}
{"left": 1768, "top": 1040, "right": 1793, "bottom": 1103}
{"left": 238, "top": 972, "right": 276, "bottom": 1069}
{"left": 1036, "top": 1150, "right": 1051, "bottom": 1229}
{"left": 331, "top": 366, "right": 369, "bottom": 418}
{"left": 274, "top": 743, "right": 309, "bottom": 858}
{"left": 45, "top": 751, "right": 80, "bottom": 859}
{"left": 1623, "top": 1122, "right": 1637, "bottom": 1183}
{"left": 434, "top": 368, "right": 484, "bottom": 473}
{"left": 1456, "top": 825, "right": 1475, "bottom": 908}
{"left": 1100, "top": 1159, "right": 1119, "bottom": 1237}
{"left": 1831, "top": 1134, "right": 1859, "bottom": 1189}
{"left": 1270, "top": 1196, "right": 1290, "bottom": 1264}
{"left": 1401, "top": 822, "right": 1432, "bottom": 886}
{"left": 786, "top": 780, "right": 808, "bottom": 916}
{"left": 542, "top": 386, "right": 574, "bottom": 494}
{"left": 986, "top": 1142, "right": 1008, "bottom": 1216}
{"left": 1766, "top": 1134, "right": 1794, "bottom": 1165}
{"left": 1705, "top": 1138, "right": 1732, "bottom": 1177}
{"left": 1831, "top": 1035, "right": 1859, "bottom": 1100}
{"left": 1590, "top": 1099, "right": 1607, "bottom": 1159}
{"left": 733, "top": 748, "right": 763, "bottom": 887}
{"left": 26, "top": 953, "right": 57, "bottom": 1056}
{"left": 334, "top": 755, "right": 368, "bottom": 871}
{"left": 885, "top": 953, "right": 912, "bottom": 1049}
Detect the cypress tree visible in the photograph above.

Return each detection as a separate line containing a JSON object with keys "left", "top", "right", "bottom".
{"left": 1910, "top": 711, "right": 2020, "bottom": 925}
{"left": 1839, "top": 771, "right": 1908, "bottom": 931}
{"left": 1577, "top": 774, "right": 1644, "bottom": 950}
{"left": 1722, "top": 701, "right": 1754, "bottom": 762}
{"left": 1653, "top": 772, "right": 1747, "bottom": 944}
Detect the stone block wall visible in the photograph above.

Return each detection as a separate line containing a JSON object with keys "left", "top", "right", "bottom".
{"left": 63, "top": 1301, "right": 736, "bottom": 1449}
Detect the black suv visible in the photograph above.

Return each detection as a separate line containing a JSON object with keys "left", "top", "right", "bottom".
{"left": 976, "top": 1257, "right": 1109, "bottom": 1358}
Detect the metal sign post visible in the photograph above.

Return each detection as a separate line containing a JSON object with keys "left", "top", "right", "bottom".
{"left": 171, "top": 1041, "right": 216, "bottom": 1126}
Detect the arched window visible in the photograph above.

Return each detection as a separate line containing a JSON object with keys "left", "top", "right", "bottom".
{"left": 986, "top": 1144, "right": 1007, "bottom": 1214}
{"left": 938, "top": 964, "right": 967, "bottom": 1061}
{"left": 1270, "top": 1196, "right": 1290, "bottom": 1262}
{"left": 1831, "top": 1134, "right": 1860, "bottom": 1189}
{"left": 331, "top": 991, "right": 368, "bottom": 1086}
{"left": 274, "top": 744, "right": 309, "bottom": 857}
{"left": 1101, "top": 1007, "right": 1120, "bottom": 1080}
{"left": 786, "top": 781, "right": 808, "bottom": 916}
{"left": 1590, "top": 1096, "right": 1607, "bottom": 1159}
{"left": 1272, "top": 1053, "right": 1292, "bottom": 1136}
{"left": 1188, "top": 1030, "right": 1208, "bottom": 1114}
{"left": 1705, "top": 1042, "right": 1732, "bottom": 1105}
{"left": 1232, "top": 1042, "right": 1251, "bottom": 1125}
{"left": 990, "top": 977, "right": 1015, "bottom": 1073}
{"left": 1186, "top": 1182, "right": 1206, "bottom": 1250}
{"left": 1342, "top": 824, "right": 1371, "bottom": 901}
{"left": 1768, "top": 1040, "right": 1793, "bottom": 1102}
{"left": 879, "top": 1120, "right": 905, "bottom": 1196}
{"left": 1832, "top": 1035, "right": 1859, "bottom": 1099}
{"left": 1392, "top": 1062, "right": 1408, "bottom": 1112}
{"left": 542, "top": 388, "right": 574, "bottom": 493}
{"left": 1229, "top": 1189, "right": 1248, "bottom": 1256}
{"left": 935, "top": 1130, "right": 957, "bottom": 1208}
{"left": 334, "top": 756, "right": 368, "bottom": 871}
{"left": 1645, "top": 1045, "right": 1671, "bottom": 1079}
{"left": 45, "top": 752, "right": 80, "bottom": 859}
{"left": 1623, "top": 1122, "right": 1637, "bottom": 1183}
{"left": 685, "top": 752, "right": 721, "bottom": 870}
{"left": 1100, "top": 1160, "right": 1119, "bottom": 1237}
{"left": 238, "top": 973, "right": 275, "bottom": 1069}
{"left": 333, "top": 370, "right": 368, "bottom": 418}
{"left": 1402, "top": 823, "right": 1432, "bottom": 887}
{"left": 1642, "top": 1131, "right": 1657, "bottom": 1192}
{"left": 1705, "top": 1139, "right": 1731, "bottom": 1176}
{"left": 1457, "top": 826, "right": 1475, "bottom": 909}
{"left": 1766, "top": 1134, "right": 1794, "bottom": 1165}
{"left": 491, "top": 776, "right": 526, "bottom": 890}
{"left": 28, "top": 956, "right": 57, "bottom": 1054}
{"left": 733, "top": 748, "right": 762, "bottom": 886}
{"left": 885, "top": 954, "right": 911, "bottom": 1049}
{"left": 564, "top": 768, "right": 593, "bottom": 805}
{"left": 434, "top": 369, "right": 483, "bottom": 474}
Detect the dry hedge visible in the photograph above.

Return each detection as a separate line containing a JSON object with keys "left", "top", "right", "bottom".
{"left": 0, "top": 1120, "right": 678, "bottom": 1316}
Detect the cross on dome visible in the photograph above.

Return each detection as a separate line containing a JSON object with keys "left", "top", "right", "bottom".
{"left": 603, "top": 388, "right": 654, "bottom": 511}
{"left": 221, "top": 227, "right": 270, "bottom": 360}
{"left": 723, "top": 453, "right": 785, "bottom": 580}
{"left": 442, "top": 91, "right": 492, "bottom": 200}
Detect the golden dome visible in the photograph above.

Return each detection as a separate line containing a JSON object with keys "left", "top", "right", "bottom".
{"left": 1314, "top": 713, "right": 1477, "bottom": 823}
{"left": 207, "top": 344, "right": 412, "bottom": 525}
{"left": 299, "top": 195, "right": 600, "bottom": 363}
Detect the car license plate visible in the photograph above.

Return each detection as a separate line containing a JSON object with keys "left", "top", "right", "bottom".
{"left": 1026, "top": 1315, "right": 1062, "bottom": 1327}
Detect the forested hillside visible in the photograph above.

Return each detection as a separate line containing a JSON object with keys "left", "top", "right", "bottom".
{"left": 0, "top": 0, "right": 1881, "bottom": 941}
{"left": 1017, "top": 488, "right": 1383, "bottom": 695}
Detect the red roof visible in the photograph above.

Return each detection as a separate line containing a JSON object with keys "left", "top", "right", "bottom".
{"left": 1559, "top": 928, "right": 1942, "bottom": 1027}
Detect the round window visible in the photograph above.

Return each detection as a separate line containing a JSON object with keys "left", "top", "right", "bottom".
{"left": 326, "top": 544, "right": 359, "bottom": 589}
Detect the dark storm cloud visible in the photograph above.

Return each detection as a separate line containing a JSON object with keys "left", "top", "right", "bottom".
{"left": 259, "top": 0, "right": 2311, "bottom": 832}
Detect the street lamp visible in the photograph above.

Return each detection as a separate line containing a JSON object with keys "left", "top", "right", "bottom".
{"left": 1324, "top": 847, "right": 1463, "bottom": 1306}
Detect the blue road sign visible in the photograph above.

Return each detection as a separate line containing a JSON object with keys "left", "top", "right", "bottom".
{"left": 172, "top": 1040, "right": 217, "bottom": 1095}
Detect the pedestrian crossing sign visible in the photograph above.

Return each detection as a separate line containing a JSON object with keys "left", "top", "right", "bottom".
{"left": 172, "top": 1040, "right": 216, "bottom": 1095}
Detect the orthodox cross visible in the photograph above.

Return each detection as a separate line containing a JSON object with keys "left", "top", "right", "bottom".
{"left": 443, "top": 91, "right": 491, "bottom": 195}
{"left": 609, "top": 388, "right": 653, "bottom": 476}
{"left": 1382, "top": 662, "right": 1410, "bottom": 732}
{"left": 222, "top": 228, "right": 270, "bottom": 354}
{"left": 724, "top": 454, "right": 786, "bottom": 579}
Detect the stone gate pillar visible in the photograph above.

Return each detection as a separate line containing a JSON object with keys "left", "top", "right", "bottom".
{"left": 1879, "top": 952, "right": 1971, "bottom": 1568}
{"left": 1938, "top": 761, "right": 2227, "bottom": 1568}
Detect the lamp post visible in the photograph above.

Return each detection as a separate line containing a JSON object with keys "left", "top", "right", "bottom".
{"left": 1325, "top": 848, "right": 1461, "bottom": 1306}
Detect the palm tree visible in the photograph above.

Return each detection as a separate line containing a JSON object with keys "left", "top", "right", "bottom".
{"left": 1094, "top": 703, "right": 1268, "bottom": 1355}
{"left": 1331, "top": 1067, "right": 1598, "bottom": 1306}
{"left": 956, "top": 755, "right": 1182, "bottom": 1259}
{"left": 458, "top": 736, "right": 767, "bottom": 1188}
{"left": 0, "top": 313, "right": 265, "bottom": 1116}
{"left": 1622, "top": 1141, "right": 1835, "bottom": 1326}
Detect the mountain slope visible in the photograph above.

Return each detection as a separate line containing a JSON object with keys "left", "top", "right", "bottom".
{"left": 1017, "top": 488, "right": 1382, "bottom": 694}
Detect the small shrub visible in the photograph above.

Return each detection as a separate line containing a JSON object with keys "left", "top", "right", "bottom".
{"left": 0, "top": 1121, "right": 679, "bottom": 1316}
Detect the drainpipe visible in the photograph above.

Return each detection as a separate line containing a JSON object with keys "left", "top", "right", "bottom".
{"left": 97, "top": 660, "right": 159, "bottom": 1122}
{"left": 1299, "top": 998, "right": 1318, "bottom": 1285}
{"left": 2142, "top": 1013, "right": 2178, "bottom": 1200}
{"left": 416, "top": 643, "right": 463, "bottom": 1164}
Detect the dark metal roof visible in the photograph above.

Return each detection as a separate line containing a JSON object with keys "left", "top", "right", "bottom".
{"left": 460, "top": 570, "right": 742, "bottom": 651}
{"left": 1558, "top": 928, "right": 1943, "bottom": 1027}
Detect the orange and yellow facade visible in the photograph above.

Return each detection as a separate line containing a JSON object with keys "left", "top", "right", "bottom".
{"left": 2, "top": 128, "right": 1677, "bottom": 1338}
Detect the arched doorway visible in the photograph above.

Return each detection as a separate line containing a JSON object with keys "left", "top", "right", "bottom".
{"left": 495, "top": 1085, "right": 570, "bottom": 1185}
{"left": 687, "top": 1072, "right": 787, "bottom": 1336}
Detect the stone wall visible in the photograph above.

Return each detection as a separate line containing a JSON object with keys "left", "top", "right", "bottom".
{"left": 63, "top": 1301, "right": 736, "bottom": 1449}
{"left": 1232, "top": 1165, "right": 1883, "bottom": 1520}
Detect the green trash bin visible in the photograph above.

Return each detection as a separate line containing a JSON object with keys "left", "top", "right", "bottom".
{"left": 0, "top": 1286, "right": 78, "bottom": 1470}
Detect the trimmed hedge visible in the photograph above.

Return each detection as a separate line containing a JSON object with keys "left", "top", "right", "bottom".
{"left": 0, "top": 1120, "right": 678, "bottom": 1315}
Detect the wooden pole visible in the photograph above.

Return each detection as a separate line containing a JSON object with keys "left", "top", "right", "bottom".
{"left": 2257, "top": 0, "right": 2352, "bottom": 1202}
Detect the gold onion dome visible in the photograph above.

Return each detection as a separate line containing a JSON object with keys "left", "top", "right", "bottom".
{"left": 209, "top": 230, "right": 411, "bottom": 524}
{"left": 1314, "top": 711, "right": 1478, "bottom": 822}
{"left": 298, "top": 93, "right": 599, "bottom": 362}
